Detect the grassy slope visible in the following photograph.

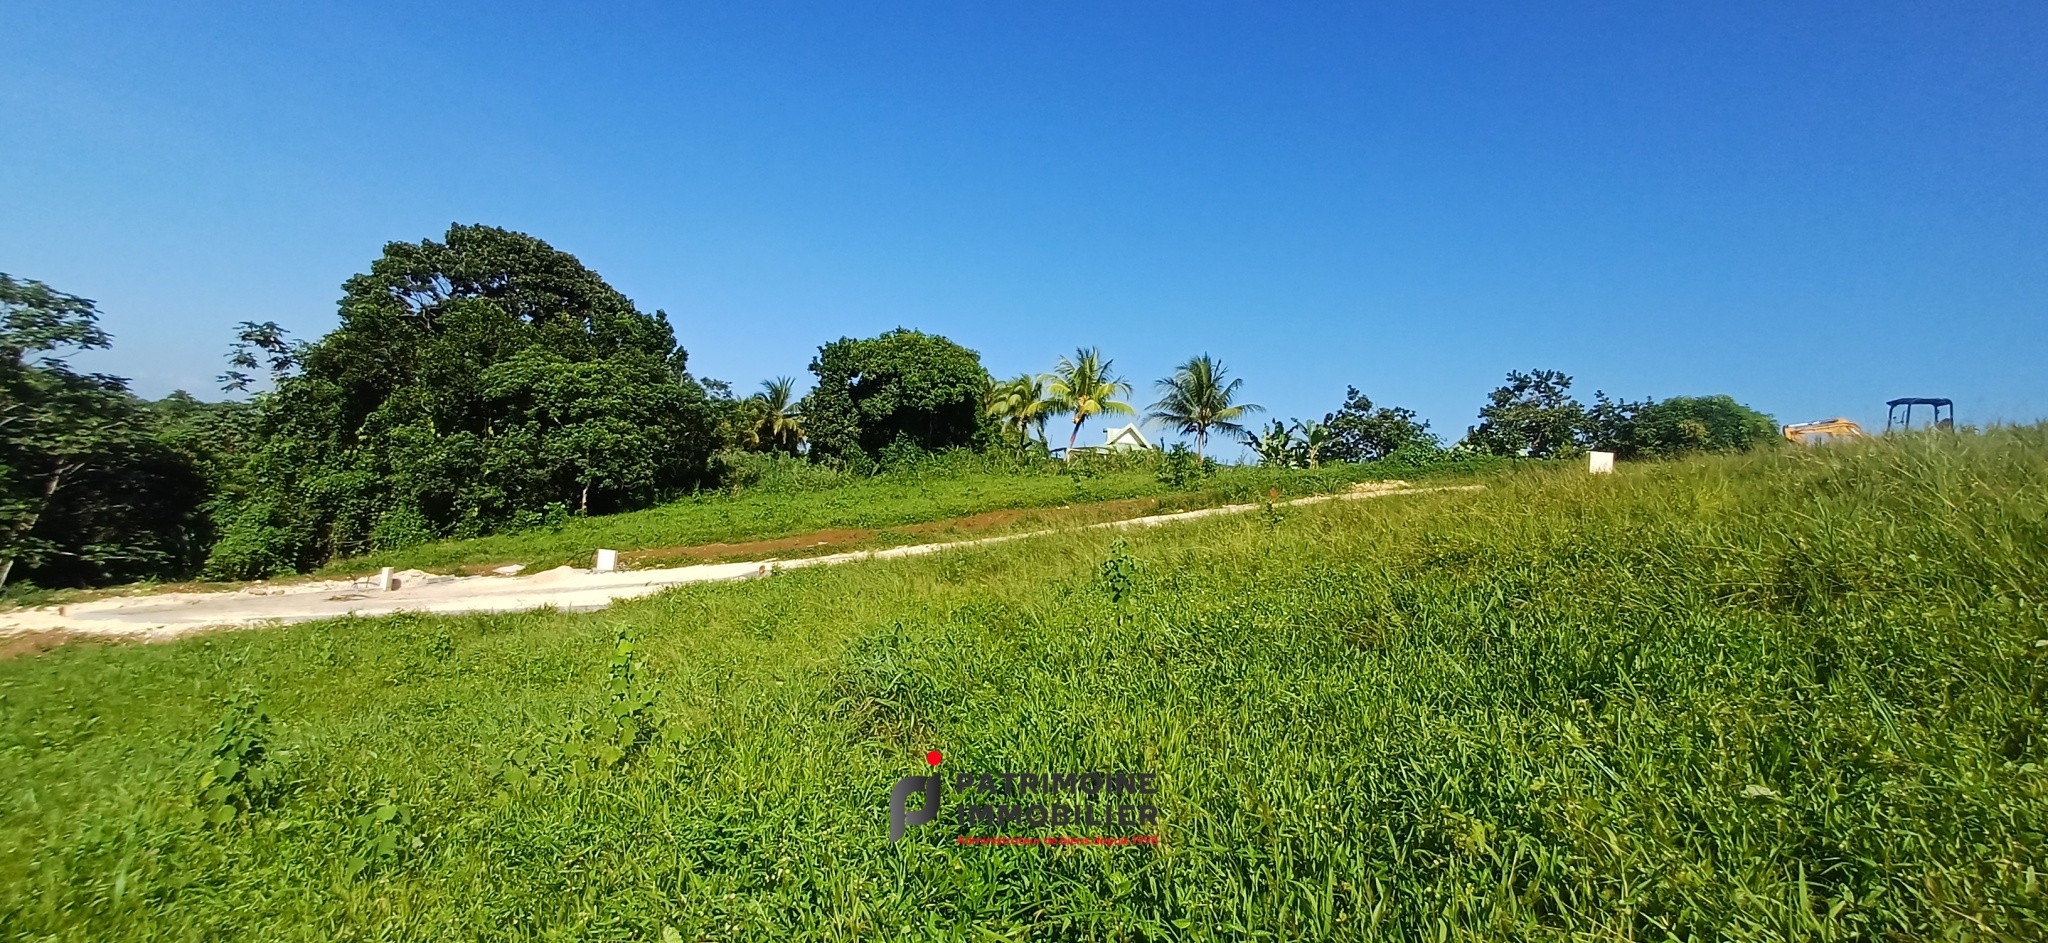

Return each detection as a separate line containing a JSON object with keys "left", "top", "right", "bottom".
{"left": 3, "top": 430, "right": 2046, "bottom": 940}
{"left": 313, "top": 458, "right": 1477, "bottom": 576}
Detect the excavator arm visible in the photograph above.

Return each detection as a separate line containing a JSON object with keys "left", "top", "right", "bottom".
{"left": 1782, "top": 418, "right": 1868, "bottom": 444}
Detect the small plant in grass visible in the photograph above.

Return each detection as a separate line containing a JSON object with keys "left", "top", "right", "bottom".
{"left": 194, "top": 691, "right": 277, "bottom": 824}
{"left": 1061, "top": 457, "right": 1101, "bottom": 493}
{"left": 1098, "top": 538, "right": 1141, "bottom": 624}
{"left": 488, "top": 728, "right": 559, "bottom": 789}
{"left": 567, "top": 628, "right": 660, "bottom": 771}
{"left": 341, "top": 797, "right": 421, "bottom": 880}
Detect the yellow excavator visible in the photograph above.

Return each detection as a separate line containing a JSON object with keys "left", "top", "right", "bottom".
{"left": 1783, "top": 397, "right": 1953, "bottom": 444}
{"left": 1782, "top": 417, "right": 1868, "bottom": 444}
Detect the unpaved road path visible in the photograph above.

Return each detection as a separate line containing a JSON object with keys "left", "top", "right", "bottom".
{"left": 1, "top": 482, "right": 1480, "bottom": 644}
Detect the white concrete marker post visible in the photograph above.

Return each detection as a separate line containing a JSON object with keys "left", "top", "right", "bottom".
{"left": 376, "top": 566, "right": 396, "bottom": 591}
{"left": 1588, "top": 451, "right": 1616, "bottom": 474}
{"left": 594, "top": 549, "right": 618, "bottom": 573}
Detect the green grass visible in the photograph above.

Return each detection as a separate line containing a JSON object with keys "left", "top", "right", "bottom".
{"left": 311, "top": 453, "right": 1492, "bottom": 576}
{"left": 3, "top": 429, "right": 2046, "bottom": 940}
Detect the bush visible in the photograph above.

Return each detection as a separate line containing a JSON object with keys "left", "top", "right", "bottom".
{"left": 713, "top": 451, "right": 847, "bottom": 495}
{"left": 1063, "top": 448, "right": 1161, "bottom": 476}
{"left": 370, "top": 505, "right": 438, "bottom": 552}
{"left": 1590, "top": 393, "right": 1777, "bottom": 459}
{"left": 1156, "top": 444, "right": 1216, "bottom": 489}
{"left": 508, "top": 502, "right": 572, "bottom": 533}
{"left": 200, "top": 504, "right": 305, "bottom": 581}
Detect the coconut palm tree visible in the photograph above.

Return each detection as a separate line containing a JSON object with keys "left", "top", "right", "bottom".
{"left": 745, "top": 376, "right": 804, "bottom": 454}
{"left": 985, "top": 372, "right": 1055, "bottom": 448}
{"left": 1146, "top": 354, "right": 1262, "bottom": 460}
{"left": 1045, "top": 347, "right": 1136, "bottom": 455}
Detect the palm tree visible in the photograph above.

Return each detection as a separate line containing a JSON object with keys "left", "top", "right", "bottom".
{"left": 985, "top": 373, "right": 1054, "bottom": 449}
{"left": 1146, "top": 354, "right": 1262, "bottom": 460}
{"left": 746, "top": 377, "right": 804, "bottom": 454}
{"left": 1045, "top": 347, "right": 1136, "bottom": 456}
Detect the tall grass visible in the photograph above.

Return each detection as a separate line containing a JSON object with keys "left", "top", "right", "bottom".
{"left": 2, "top": 428, "right": 2044, "bottom": 940}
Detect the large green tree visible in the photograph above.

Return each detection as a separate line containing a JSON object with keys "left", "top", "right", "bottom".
{"left": 1461, "top": 369, "right": 1589, "bottom": 458}
{"left": 798, "top": 329, "right": 991, "bottom": 462}
{"left": 1146, "top": 354, "right": 1260, "bottom": 460}
{"left": 208, "top": 225, "right": 719, "bottom": 577}
{"left": 1322, "top": 387, "right": 1435, "bottom": 463}
{"left": 0, "top": 275, "right": 210, "bottom": 590}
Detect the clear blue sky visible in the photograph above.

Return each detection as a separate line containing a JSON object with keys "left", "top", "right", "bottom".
{"left": 4, "top": 1, "right": 2044, "bottom": 454}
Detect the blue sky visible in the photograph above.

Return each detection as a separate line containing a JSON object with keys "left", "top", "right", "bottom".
{"left": 3, "top": 1, "right": 2043, "bottom": 454}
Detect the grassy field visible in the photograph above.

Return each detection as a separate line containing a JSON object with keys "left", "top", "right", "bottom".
{"left": 3, "top": 430, "right": 2046, "bottom": 940}
{"left": 309, "top": 452, "right": 1492, "bottom": 577}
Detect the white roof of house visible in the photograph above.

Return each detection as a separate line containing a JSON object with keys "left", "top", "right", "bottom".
{"left": 1103, "top": 423, "right": 1151, "bottom": 448}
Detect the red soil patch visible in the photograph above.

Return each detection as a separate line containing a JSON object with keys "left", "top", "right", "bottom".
{"left": 623, "top": 528, "right": 878, "bottom": 566}
{"left": 895, "top": 498, "right": 1159, "bottom": 536}
{"left": 620, "top": 497, "right": 1166, "bottom": 568}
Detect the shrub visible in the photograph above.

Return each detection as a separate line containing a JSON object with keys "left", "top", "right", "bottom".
{"left": 799, "top": 329, "right": 993, "bottom": 462}
{"left": 713, "top": 451, "right": 846, "bottom": 495}
{"left": 1323, "top": 387, "right": 1435, "bottom": 462}
{"left": 1156, "top": 444, "right": 1215, "bottom": 489}
{"left": 369, "top": 504, "right": 437, "bottom": 552}
{"left": 200, "top": 504, "right": 305, "bottom": 581}
{"left": 194, "top": 692, "right": 277, "bottom": 824}
{"left": 1589, "top": 393, "right": 1777, "bottom": 459}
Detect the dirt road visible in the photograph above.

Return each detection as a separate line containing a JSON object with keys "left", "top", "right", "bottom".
{"left": 0, "top": 481, "right": 1480, "bottom": 643}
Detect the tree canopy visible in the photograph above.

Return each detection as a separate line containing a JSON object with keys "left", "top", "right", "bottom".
{"left": 798, "top": 329, "right": 991, "bottom": 462}
{"left": 0, "top": 275, "right": 210, "bottom": 589}
{"left": 1322, "top": 387, "right": 1434, "bottom": 463}
{"left": 206, "top": 224, "right": 720, "bottom": 578}
{"left": 1587, "top": 393, "right": 1776, "bottom": 459}
{"left": 1461, "top": 369, "right": 1589, "bottom": 458}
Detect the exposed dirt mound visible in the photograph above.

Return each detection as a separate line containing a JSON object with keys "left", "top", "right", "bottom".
{"left": 0, "top": 630, "right": 72, "bottom": 661}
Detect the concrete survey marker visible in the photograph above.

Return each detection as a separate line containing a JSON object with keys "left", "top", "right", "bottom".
{"left": 0, "top": 481, "right": 1481, "bottom": 643}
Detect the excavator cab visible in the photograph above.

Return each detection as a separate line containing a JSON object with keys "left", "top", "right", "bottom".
{"left": 1885, "top": 397, "right": 1953, "bottom": 433}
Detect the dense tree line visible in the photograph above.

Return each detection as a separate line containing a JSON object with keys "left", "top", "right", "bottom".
{"left": 1458, "top": 368, "right": 1775, "bottom": 460}
{"left": 0, "top": 225, "right": 1782, "bottom": 592}
{"left": 0, "top": 278, "right": 219, "bottom": 590}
